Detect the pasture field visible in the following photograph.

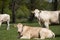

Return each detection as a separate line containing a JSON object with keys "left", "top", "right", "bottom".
{"left": 0, "top": 22, "right": 60, "bottom": 40}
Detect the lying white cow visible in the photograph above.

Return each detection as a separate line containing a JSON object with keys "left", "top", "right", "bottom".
{"left": 16, "top": 23, "right": 55, "bottom": 39}
{"left": 32, "top": 9, "right": 60, "bottom": 29}
{"left": 0, "top": 14, "right": 10, "bottom": 30}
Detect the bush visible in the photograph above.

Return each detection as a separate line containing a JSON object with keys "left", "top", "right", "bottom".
{"left": 16, "top": 5, "right": 30, "bottom": 18}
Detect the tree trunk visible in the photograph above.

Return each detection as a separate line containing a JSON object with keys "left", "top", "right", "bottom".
{"left": 1, "top": 0, "right": 4, "bottom": 14}
{"left": 28, "top": 0, "right": 35, "bottom": 22}
{"left": 12, "top": 0, "right": 16, "bottom": 23}
{"left": 52, "top": 0, "right": 58, "bottom": 11}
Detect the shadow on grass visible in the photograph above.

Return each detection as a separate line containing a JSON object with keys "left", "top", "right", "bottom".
{"left": 55, "top": 34, "right": 60, "bottom": 37}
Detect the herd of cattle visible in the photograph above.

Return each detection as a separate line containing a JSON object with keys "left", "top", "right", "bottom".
{"left": 0, "top": 9, "right": 60, "bottom": 39}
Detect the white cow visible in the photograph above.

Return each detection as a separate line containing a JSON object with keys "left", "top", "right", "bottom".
{"left": 16, "top": 23, "right": 55, "bottom": 39}
{"left": 32, "top": 9, "right": 60, "bottom": 29}
{"left": 0, "top": 14, "right": 10, "bottom": 30}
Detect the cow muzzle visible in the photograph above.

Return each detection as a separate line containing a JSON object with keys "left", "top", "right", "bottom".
{"left": 17, "top": 32, "right": 22, "bottom": 39}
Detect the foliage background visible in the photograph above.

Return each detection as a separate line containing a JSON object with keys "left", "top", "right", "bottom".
{"left": 0, "top": 0, "right": 60, "bottom": 23}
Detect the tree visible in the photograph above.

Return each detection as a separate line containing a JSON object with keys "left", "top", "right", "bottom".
{"left": 28, "top": 0, "right": 35, "bottom": 22}
{"left": 9, "top": 0, "right": 25, "bottom": 23}
{"left": 9, "top": 0, "right": 16, "bottom": 23}
{"left": 11, "top": 0, "right": 16, "bottom": 23}
{"left": 1, "top": 0, "right": 4, "bottom": 14}
{"left": 52, "top": 0, "right": 58, "bottom": 11}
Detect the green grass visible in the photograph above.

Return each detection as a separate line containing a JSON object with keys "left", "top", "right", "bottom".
{"left": 0, "top": 23, "right": 60, "bottom": 40}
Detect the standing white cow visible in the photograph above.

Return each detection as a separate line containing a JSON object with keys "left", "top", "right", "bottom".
{"left": 32, "top": 9, "right": 60, "bottom": 29}
{"left": 0, "top": 14, "right": 10, "bottom": 30}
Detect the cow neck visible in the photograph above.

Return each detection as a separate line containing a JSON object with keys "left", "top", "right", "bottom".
{"left": 38, "top": 11, "right": 41, "bottom": 20}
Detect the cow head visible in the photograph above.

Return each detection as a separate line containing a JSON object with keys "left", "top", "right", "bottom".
{"left": 31, "top": 9, "right": 41, "bottom": 18}
{"left": 17, "top": 23, "right": 24, "bottom": 33}
{"left": 16, "top": 23, "right": 24, "bottom": 38}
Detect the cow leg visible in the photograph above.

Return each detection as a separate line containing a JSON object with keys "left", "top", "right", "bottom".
{"left": 38, "top": 20, "right": 44, "bottom": 27}
{"left": 0, "top": 22, "right": 2, "bottom": 27}
{"left": 40, "top": 36, "right": 45, "bottom": 39}
{"left": 40, "top": 32, "right": 45, "bottom": 39}
{"left": 20, "top": 34, "right": 31, "bottom": 39}
{"left": 38, "top": 21, "right": 42, "bottom": 26}
{"left": 44, "top": 22, "right": 49, "bottom": 29}
{"left": 38, "top": 20, "right": 46, "bottom": 28}
{"left": 39, "top": 29, "right": 47, "bottom": 39}
{"left": 7, "top": 21, "right": 10, "bottom": 30}
{"left": 20, "top": 36, "right": 31, "bottom": 39}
